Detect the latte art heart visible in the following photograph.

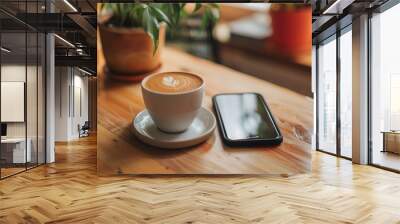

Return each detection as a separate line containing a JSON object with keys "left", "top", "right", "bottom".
{"left": 145, "top": 72, "right": 202, "bottom": 93}
{"left": 162, "top": 76, "right": 179, "bottom": 87}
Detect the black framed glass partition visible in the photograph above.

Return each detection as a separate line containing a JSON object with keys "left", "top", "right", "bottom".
{"left": 315, "top": 24, "right": 353, "bottom": 159}
{"left": 369, "top": 1, "right": 400, "bottom": 171}
{"left": 0, "top": 29, "right": 28, "bottom": 178}
{"left": 0, "top": 1, "right": 46, "bottom": 179}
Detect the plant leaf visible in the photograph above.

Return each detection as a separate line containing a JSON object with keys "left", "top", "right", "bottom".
{"left": 194, "top": 3, "right": 202, "bottom": 12}
{"left": 142, "top": 7, "right": 160, "bottom": 54}
{"left": 210, "top": 7, "right": 220, "bottom": 23}
{"left": 208, "top": 3, "right": 219, "bottom": 9}
{"left": 172, "top": 4, "right": 181, "bottom": 26}
{"left": 102, "top": 3, "right": 220, "bottom": 53}
{"left": 151, "top": 17, "right": 160, "bottom": 54}
{"left": 150, "top": 5, "right": 171, "bottom": 26}
{"left": 200, "top": 9, "right": 210, "bottom": 29}
{"left": 200, "top": 5, "right": 220, "bottom": 29}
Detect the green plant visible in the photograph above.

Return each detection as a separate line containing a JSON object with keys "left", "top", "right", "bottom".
{"left": 100, "top": 3, "right": 219, "bottom": 53}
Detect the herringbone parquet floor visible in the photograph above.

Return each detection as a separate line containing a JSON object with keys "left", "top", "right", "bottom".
{"left": 1, "top": 135, "right": 400, "bottom": 224}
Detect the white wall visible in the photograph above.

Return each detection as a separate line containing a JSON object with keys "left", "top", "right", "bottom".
{"left": 54, "top": 67, "right": 89, "bottom": 141}
{"left": 55, "top": 66, "right": 70, "bottom": 141}
{"left": 77, "top": 72, "right": 89, "bottom": 139}
{"left": 1, "top": 65, "right": 29, "bottom": 138}
{"left": 1, "top": 82, "right": 25, "bottom": 122}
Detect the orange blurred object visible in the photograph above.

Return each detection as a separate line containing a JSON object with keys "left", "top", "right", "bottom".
{"left": 270, "top": 7, "right": 312, "bottom": 54}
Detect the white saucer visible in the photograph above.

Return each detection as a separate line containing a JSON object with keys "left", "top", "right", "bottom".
{"left": 132, "top": 107, "right": 216, "bottom": 149}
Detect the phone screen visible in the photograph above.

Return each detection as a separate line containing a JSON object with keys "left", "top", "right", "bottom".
{"left": 214, "top": 93, "right": 280, "bottom": 141}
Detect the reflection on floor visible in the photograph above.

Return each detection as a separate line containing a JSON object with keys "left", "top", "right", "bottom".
{"left": 341, "top": 147, "right": 352, "bottom": 159}
{"left": 373, "top": 150, "right": 400, "bottom": 171}
{"left": 0, "top": 162, "right": 43, "bottom": 179}
{"left": 0, "top": 167, "right": 25, "bottom": 178}
{"left": 0, "top": 135, "right": 400, "bottom": 223}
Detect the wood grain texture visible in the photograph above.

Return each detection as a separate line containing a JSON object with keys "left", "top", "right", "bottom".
{"left": 1, "top": 136, "right": 400, "bottom": 223}
{"left": 97, "top": 45, "right": 313, "bottom": 175}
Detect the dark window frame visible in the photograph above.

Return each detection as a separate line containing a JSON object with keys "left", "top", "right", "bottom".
{"left": 315, "top": 20, "right": 352, "bottom": 161}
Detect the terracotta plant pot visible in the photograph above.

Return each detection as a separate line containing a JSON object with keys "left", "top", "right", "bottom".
{"left": 270, "top": 7, "right": 311, "bottom": 54}
{"left": 99, "top": 24, "right": 166, "bottom": 77}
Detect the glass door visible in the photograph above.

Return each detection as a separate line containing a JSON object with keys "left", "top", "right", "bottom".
{"left": 339, "top": 27, "right": 352, "bottom": 158}
{"left": 317, "top": 35, "right": 337, "bottom": 154}
{"left": 316, "top": 24, "right": 353, "bottom": 159}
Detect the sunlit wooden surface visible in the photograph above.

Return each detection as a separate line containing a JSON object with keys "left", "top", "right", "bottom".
{"left": 97, "top": 45, "right": 313, "bottom": 175}
{"left": 1, "top": 135, "right": 400, "bottom": 223}
{"left": 0, "top": 167, "right": 25, "bottom": 178}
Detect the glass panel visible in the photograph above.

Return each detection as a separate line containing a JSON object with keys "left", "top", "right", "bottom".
{"left": 318, "top": 37, "right": 337, "bottom": 154}
{"left": 27, "top": 30, "right": 38, "bottom": 169}
{"left": 38, "top": 32, "right": 45, "bottom": 165}
{"left": 371, "top": 3, "right": 400, "bottom": 171}
{"left": 1, "top": 29, "right": 27, "bottom": 177}
{"left": 26, "top": 0, "right": 39, "bottom": 169}
{"left": 340, "top": 29, "right": 352, "bottom": 158}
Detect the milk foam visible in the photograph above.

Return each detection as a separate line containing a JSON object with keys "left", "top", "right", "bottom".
{"left": 146, "top": 72, "right": 202, "bottom": 93}
{"left": 162, "top": 76, "right": 179, "bottom": 87}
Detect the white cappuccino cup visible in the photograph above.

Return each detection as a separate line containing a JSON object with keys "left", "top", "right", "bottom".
{"left": 141, "top": 71, "right": 204, "bottom": 133}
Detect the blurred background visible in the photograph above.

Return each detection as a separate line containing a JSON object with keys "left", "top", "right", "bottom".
{"left": 165, "top": 3, "right": 312, "bottom": 96}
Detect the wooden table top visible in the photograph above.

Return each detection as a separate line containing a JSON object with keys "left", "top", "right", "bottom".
{"left": 97, "top": 46, "right": 312, "bottom": 175}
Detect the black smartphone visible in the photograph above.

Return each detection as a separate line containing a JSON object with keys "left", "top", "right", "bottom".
{"left": 212, "top": 93, "right": 283, "bottom": 147}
